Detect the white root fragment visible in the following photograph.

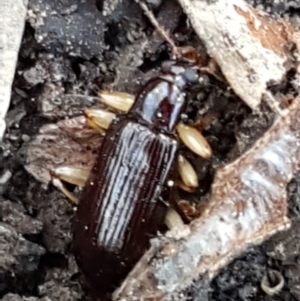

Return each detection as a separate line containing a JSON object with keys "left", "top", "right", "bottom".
{"left": 177, "top": 0, "right": 293, "bottom": 109}
{"left": 98, "top": 90, "right": 135, "bottom": 112}
{"left": 112, "top": 96, "right": 300, "bottom": 300}
{"left": 0, "top": 0, "right": 28, "bottom": 140}
{"left": 261, "top": 270, "right": 284, "bottom": 296}
{"left": 177, "top": 123, "right": 212, "bottom": 159}
{"left": 177, "top": 155, "right": 198, "bottom": 189}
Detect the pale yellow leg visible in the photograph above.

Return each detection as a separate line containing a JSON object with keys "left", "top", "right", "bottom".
{"left": 176, "top": 122, "right": 212, "bottom": 159}
{"left": 97, "top": 90, "right": 135, "bottom": 112}
{"left": 164, "top": 207, "right": 184, "bottom": 229}
{"left": 83, "top": 90, "right": 135, "bottom": 133}
{"left": 84, "top": 108, "right": 116, "bottom": 133}
{"left": 177, "top": 155, "right": 198, "bottom": 192}
{"left": 51, "top": 166, "right": 92, "bottom": 205}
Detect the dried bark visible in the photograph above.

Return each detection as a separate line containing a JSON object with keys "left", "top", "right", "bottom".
{"left": 177, "top": 0, "right": 294, "bottom": 109}
{"left": 0, "top": 0, "right": 28, "bottom": 140}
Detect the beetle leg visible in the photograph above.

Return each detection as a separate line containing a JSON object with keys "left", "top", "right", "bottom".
{"left": 164, "top": 207, "right": 184, "bottom": 229}
{"left": 97, "top": 90, "right": 135, "bottom": 112}
{"left": 83, "top": 91, "right": 134, "bottom": 133}
{"left": 52, "top": 178, "right": 79, "bottom": 205}
{"left": 177, "top": 154, "right": 198, "bottom": 192}
{"left": 84, "top": 108, "right": 116, "bottom": 133}
{"left": 175, "top": 180, "right": 197, "bottom": 193}
{"left": 51, "top": 166, "right": 92, "bottom": 205}
{"left": 53, "top": 166, "right": 91, "bottom": 186}
{"left": 176, "top": 122, "right": 212, "bottom": 159}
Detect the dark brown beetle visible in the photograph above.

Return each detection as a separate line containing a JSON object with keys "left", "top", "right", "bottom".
{"left": 72, "top": 49, "right": 202, "bottom": 298}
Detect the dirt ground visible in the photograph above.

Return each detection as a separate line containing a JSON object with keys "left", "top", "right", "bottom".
{"left": 2, "top": 0, "right": 300, "bottom": 300}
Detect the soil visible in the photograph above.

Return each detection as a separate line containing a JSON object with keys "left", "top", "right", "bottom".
{"left": 1, "top": 0, "right": 300, "bottom": 300}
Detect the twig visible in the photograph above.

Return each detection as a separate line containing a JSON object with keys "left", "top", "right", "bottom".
{"left": 137, "top": 0, "right": 178, "bottom": 56}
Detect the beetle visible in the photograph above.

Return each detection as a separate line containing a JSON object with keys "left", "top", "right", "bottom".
{"left": 55, "top": 48, "right": 210, "bottom": 299}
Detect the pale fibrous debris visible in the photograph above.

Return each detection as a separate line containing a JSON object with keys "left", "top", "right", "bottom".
{"left": 113, "top": 96, "right": 300, "bottom": 300}
{"left": 261, "top": 270, "right": 284, "bottom": 296}
{"left": 0, "top": 0, "right": 28, "bottom": 140}
{"left": 177, "top": 0, "right": 294, "bottom": 110}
